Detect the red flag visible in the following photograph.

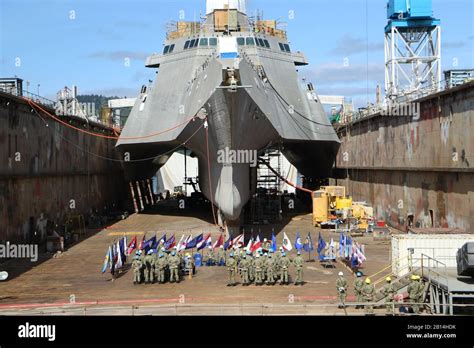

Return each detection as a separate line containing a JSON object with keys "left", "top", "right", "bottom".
{"left": 212, "top": 234, "right": 224, "bottom": 250}
{"left": 127, "top": 236, "right": 137, "bottom": 256}
{"left": 251, "top": 238, "right": 262, "bottom": 252}
{"left": 139, "top": 234, "right": 146, "bottom": 250}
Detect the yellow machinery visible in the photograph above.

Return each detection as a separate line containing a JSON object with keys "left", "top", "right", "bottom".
{"left": 320, "top": 186, "right": 345, "bottom": 209}
{"left": 335, "top": 196, "right": 353, "bottom": 210}
{"left": 312, "top": 190, "right": 328, "bottom": 227}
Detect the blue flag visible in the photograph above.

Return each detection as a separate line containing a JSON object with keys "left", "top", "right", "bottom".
{"left": 317, "top": 233, "right": 326, "bottom": 254}
{"left": 271, "top": 233, "right": 277, "bottom": 252}
{"left": 294, "top": 232, "right": 303, "bottom": 250}
{"left": 303, "top": 233, "right": 314, "bottom": 252}
{"left": 339, "top": 233, "right": 345, "bottom": 256}
{"left": 186, "top": 234, "right": 203, "bottom": 249}
{"left": 142, "top": 235, "right": 157, "bottom": 253}
{"left": 223, "top": 236, "right": 232, "bottom": 251}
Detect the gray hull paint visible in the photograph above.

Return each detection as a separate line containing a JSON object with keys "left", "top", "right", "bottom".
{"left": 116, "top": 16, "right": 340, "bottom": 229}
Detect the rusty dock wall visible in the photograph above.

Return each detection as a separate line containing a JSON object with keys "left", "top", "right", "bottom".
{"left": 330, "top": 82, "right": 474, "bottom": 231}
{"left": 0, "top": 91, "right": 128, "bottom": 242}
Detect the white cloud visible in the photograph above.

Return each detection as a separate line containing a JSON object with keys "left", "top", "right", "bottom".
{"left": 88, "top": 51, "right": 149, "bottom": 61}
{"left": 329, "top": 34, "right": 384, "bottom": 56}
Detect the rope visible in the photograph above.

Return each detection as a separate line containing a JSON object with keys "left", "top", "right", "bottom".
{"left": 29, "top": 104, "right": 206, "bottom": 163}
{"left": 259, "top": 159, "right": 313, "bottom": 194}
{"left": 24, "top": 97, "right": 196, "bottom": 141}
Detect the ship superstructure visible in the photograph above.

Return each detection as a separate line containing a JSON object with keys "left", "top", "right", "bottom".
{"left": 116, "top": 0, "right": 340, "bottom": 231}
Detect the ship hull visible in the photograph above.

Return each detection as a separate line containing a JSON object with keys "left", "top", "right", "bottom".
{"left": 117, "top": 55, "right": 339, "bottom": 229}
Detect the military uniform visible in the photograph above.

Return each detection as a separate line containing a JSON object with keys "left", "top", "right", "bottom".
{"left": 362, "top": 282, "right": 376, "bottom": 314}
{"left": 294, "top": 254, "right": 304, "bottom": 285}
{"left": 206, "top": 248, "right": 216, "bottom": 266}
{"left": 132, "top": 258, "right": 142, "bottom": 284}
{"left": 354, "top": 278, "right": 365, "bottom": 309}
{"left": 336, "top": 276, "right": 348, "bottom": 306}
{"left": 144, "top": 253, "right": 155, "bottom": 283}
{"left": 266, "top": 255, "right": 276, "bottom": 285}
{"left": 155, "top": 255, "right": 167, "bottom": 283}
{"left": 217, "top": 247, "right": 226, "bottom": 266}
{"left": 226, "top": 256, "right": 238, "bottom": 286}
{"left": 140, "top": 251, "right": 146, "bottom": 281}
{"left": 274, "top": 251, "right": 282, "bottom": 280}
{"left": 408, "top": 278, "right": 424, "bottom": 314}
{"left": 248, "top": 254, "right": 255, "bottom": 282}
{"left": 169, "top": 254, "right": 180, "bottom": 283}
{"left": 262, "top": 255, "right": 269, "bottom": 282}
{"left": 240, "top": 256, "right": 250, "bottom": 285}
{"left": 382, "top": 282, "right": 396, "bottom": 314}
{"left": 280, "top": 255, "right": 291, "bottom": 285}
{"left": 254, "top": 256, "right": 264, "bottom": 285}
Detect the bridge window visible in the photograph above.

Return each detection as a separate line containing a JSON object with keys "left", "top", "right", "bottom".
{"left": 237, "top": 37, "right": 245, "bottom": 46}
{"left": 279, "top": 43, "right": 285, "bottom": 51}
{"left": 246, "top": 37, "right": 255, "bottom": 46}
{"left": 199, "top": 38, "right": 208, "bottom": 46}
{"left": 209, "top": 37, "right": 218, "bottom": 46}
{"left": 163, "top": 45, "right": 170, "bottom": 54}
{"left": 284, "top": 43, "right": 291, "bottom": 52}
{"left": 193, "top": 38, "right": 199, "bottom": 47}
{"left": 257, "top": 38, "right": 264, "bottom": 47}
{"left": 169, "top": 44, "right": 175, "bottom": 53}
{"left": 263, "top": 39, "right": 270, "bottom": 48}
{"left": 184, "top": 40, "right": 190, "bottom": 49}
{"left": 189, "top": 39, "right": 197, "bottom": 48}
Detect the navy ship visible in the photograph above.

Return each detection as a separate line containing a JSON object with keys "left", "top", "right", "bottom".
{"left": 116, "top": 0, "right": 340, "bottom": 233}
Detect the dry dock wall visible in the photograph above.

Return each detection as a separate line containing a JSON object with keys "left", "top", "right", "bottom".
{"left": 0, "top": 92, "right": 127, "bottom": 242}
{"left": 331, "top": 82, "right": 474, "bottom": 231}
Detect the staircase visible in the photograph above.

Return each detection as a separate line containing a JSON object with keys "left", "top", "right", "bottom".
{"left": 373, "top": 270, "right": 420, "bottom": 303}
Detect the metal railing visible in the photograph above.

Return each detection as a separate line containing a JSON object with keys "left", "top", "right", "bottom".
{"left": 421, "top": 253, "right": 450, "bottom": 289}
{"left": 0, "top": 86, "right": 55, "bottom": 108}
{"left": 1, "top": 301, "right": 473, "bottom": 316}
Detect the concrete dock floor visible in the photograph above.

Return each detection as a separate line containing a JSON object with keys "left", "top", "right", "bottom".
{"left": 0, "top": 203, "right": 394, "bottom": 315}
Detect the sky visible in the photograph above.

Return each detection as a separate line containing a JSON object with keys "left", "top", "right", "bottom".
{"left": 0, "top": 0, "right": 473, "bottom": 107}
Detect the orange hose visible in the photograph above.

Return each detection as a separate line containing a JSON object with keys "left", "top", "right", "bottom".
{"left": 24, "top": 97, "right": 196, "bottom": 141}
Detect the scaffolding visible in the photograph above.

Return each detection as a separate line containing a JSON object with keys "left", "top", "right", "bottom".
{"left": 247, "top": 150, "right": 283, "bottom": 225}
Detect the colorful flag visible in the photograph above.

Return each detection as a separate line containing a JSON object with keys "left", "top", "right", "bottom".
{"left": 339, "top": 233, "right": 346, "bottom": 256}
{"left": 317, "top": 233, "right": 326, "bottom": 254}
{"left": 197, "top": 233, "right": 211, "bottom": 251}
{"left": 224, "top": 235, "right": 233, "bottom": 250}
{"left": 126, "top": 236, "right": 137, "bottom": 256}
{"left": 101, "top": 246, "right": 111, "bottom": 273}
{"left": 294, "top": 232, "right": 303, "bottom": 250}
{"left": 245, "top": 237, "right": 254, "bottom": 252}
{"left": 282, "top": 232, "right": 293, "bottom": 251}
{"left": 303, "top": 233, "right": 314, "bottom": 252}
{"left": 176, "top": 235, "right": 186, "bottom": 252}
{"left": 251, "top": 235, "right": 262, "bottom": 252}
{"left": 271, "top": 233, "right": 277, "bottom": 252}
{"left": 116, "top": 240, "right": 123, "bottom": 269}
{"left": 186, "top": 234, "right": 203, "bottom": 249}
{"left": 139, "top": 234, "right": 146, "bottom": 250}
{"left": 232, "top": 234, "right": 245, "bottom": 249}
{"left": 212, "top": 234, "right": 224, "bottom": 250}
{"left": 142, "top": 235, "right": 157, "bottom": 253}
{"left": 354, "top": 244, "right": 366, "bottom": 264}
{"left": 164, "top": 234, "right": 176, "bottom": 250}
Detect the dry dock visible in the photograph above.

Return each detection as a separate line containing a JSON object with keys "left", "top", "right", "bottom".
{"left": 0, "top": 203, "right": 392, "bottom": 315}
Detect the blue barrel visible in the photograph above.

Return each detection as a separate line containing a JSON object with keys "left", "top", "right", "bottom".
{"left": 194, "top": 253, "right": 202, "bottom": 267}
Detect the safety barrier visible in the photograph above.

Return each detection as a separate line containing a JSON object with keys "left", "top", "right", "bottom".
{"left": 1, "top": 301, "right": 473, "bottom": 316}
